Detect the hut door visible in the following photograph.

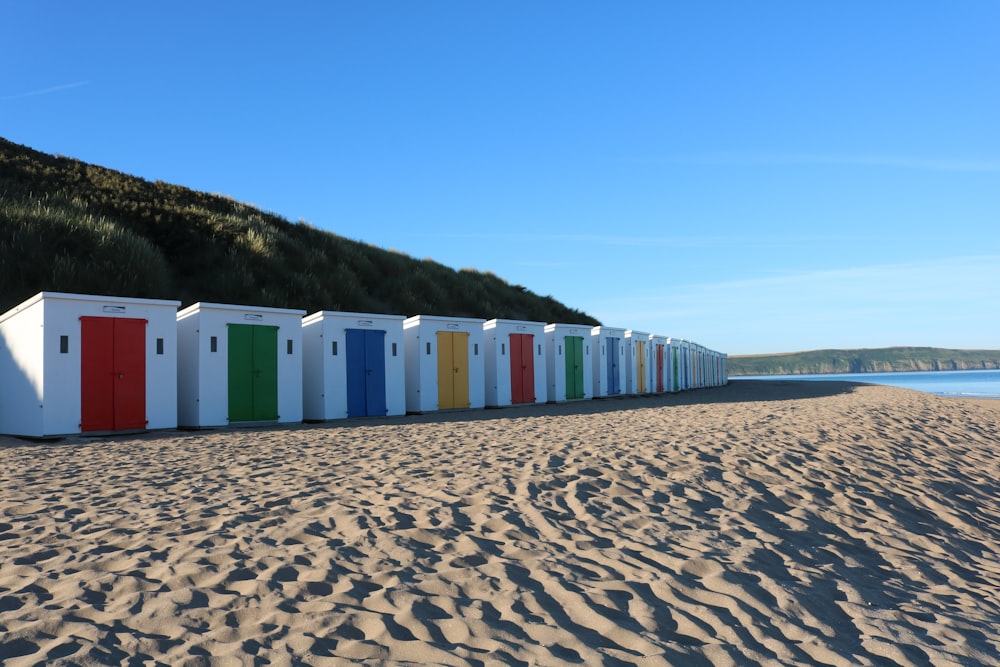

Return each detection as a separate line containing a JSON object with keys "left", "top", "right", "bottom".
{"left": 81, "top": 317, "right": 147, "bottom": 431}
{"left": 509, "top": 333, "right": 535, "bottom": 404}
{"left": 228, "top": 324, "right": 278, "bottom": 422}
{"left": 655, "top": 344, "right": 665, "bottom": 393}
{"left": 436, "top": 331, "right": 470, "bottom": 409}
{"left": 346, "top": 329, "right": 387, "bottom": 417}
{"left": 672, "top": 347, "right": 680, "bottom": 392}
{"left": 606, "top": 337, "right": 621, "bottom": 395}
{"left": 636, "top": 340, "right": 647, "bottom": 393}
{"left": 564, "top": 336, "right": 584, "bottom": 399}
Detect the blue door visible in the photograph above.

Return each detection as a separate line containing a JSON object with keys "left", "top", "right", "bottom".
{"left": 607, "top": 337, "right": 621, "bottom": 395}
{"left": 346, "top": 329, "right": 387, "bottom": 417}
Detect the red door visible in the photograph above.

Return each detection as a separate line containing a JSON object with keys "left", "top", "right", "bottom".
{"left": 509, "top": 334, "right": 535, "bottom": 404}
{"left": 81, "top": 317, "right": 147, "bottom": 431}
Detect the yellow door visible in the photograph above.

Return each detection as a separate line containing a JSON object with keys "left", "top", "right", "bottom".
{"left": 437, "top": 331, "right": 470, "bottom": 408}
{"left": 636, "top": 340, "right": 647, "bottom": 393}
{"left": 453, "top": 332, "right": 470, "bottom": 408}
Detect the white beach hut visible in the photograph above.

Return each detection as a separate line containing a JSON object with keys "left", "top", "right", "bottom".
{"left": 717, "top": 351, "right": 727, "bottom": 387}
{"left": 709, "top": 349, "right": 720, "bottom": 387}
{"left": 483, "top": 319, "right": 547, "bottom": 408}
{"left": 544, "top": 323, "right": 594, "bottom": 403}
{"left": 665, "top": 338, "right": 677, "bottom": 392}
{"left": 649, "top": 334, "right": 669, "bottom": 393}
{"left": 682, "top": 340, "right": 694, "bottom": 390}
{"left": 403, "top": 315, "right": 485, "bottom": 413}
{"left": 176, "top": 302, "right": 305, "bottom": 427}
{"left": 302, "top": 311, "right": 406, "bottom": 420}
{"left": 0, "top": 292, "right": 180, "bottom": 438}
{"left": 590, "top": 325, "right": 627, "bottom": 398}
{"left": 672, "top": 339, "right": 688, "bottom": 391}
{"left": 689, "top": 343, "right": 700, "bottom": 389}
{"left": 624, "top": 329, "right": 652, "bottom": 396}
{"left": 695, "top": 344, "right": 706, "bottom": 389}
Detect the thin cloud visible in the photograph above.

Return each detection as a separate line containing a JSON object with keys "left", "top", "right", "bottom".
{"left": 1, "top": 80, "right": 92, "bottom": 101}
{"left": 630, "top": 152, "right": 1000, "bottom": 173}
{"left": 427, "top": 231, "right": 859, "bottom": 248}
{"left": 589, "top": 254, "right": 1000, "bottom": 345}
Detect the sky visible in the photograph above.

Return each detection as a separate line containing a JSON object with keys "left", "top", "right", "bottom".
{"left": 3, "top": 2, "right": 999, "bottom": 355}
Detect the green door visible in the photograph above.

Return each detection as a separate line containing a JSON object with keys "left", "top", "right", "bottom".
{"left": 228, "top": 324, "right": 278, "bottom": 422}
{"left": 564, "top": 335, "right": 584, "bottom": 399}
{"left": 672, "top": 346, "right": 680, "bottom": 392}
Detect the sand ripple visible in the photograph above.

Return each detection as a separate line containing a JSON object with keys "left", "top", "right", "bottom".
{"left": 2, "top": 381, "right": 999, "bottom": 665}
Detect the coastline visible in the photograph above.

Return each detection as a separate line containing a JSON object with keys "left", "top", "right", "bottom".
{"left": 733, "top": 370, "right": 1000, "bottom": 401}
{"left": 3, "top": 381, "right": 999, "bottom": 665}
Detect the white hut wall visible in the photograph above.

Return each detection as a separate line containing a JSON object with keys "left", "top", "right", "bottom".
{"left": 0, "top": 298, "right": 46, "bottom": 436}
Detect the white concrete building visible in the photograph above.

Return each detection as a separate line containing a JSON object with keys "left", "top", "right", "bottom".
{"left": 624, "top": 329, "right": 652, "bottom": 395}
{"left": 649, "top": 334, "right": 669, "bottom": 393}
{"left": 403, "top": 315, "right": 485, "bottom": 413}
{"left": 177, "top": 302, "right": 305, "bottom": 427}
{"left": 0, "top": 292, "right": 180, "bottom": 437}
{"left": 544, "top": 323, "right": 594, "bottom": 403}
{"left": 302, "top": 311, "right": 406, "bottom": 420}
{"left": 483, "top": 319, "right": 546, "bottom": 408}
{"left": 590, "top": 325, "right": 627, "bottom": 398}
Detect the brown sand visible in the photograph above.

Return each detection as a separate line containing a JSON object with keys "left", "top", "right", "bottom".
{"left": 1, "top": 380, "right": 999, "bottom": 666}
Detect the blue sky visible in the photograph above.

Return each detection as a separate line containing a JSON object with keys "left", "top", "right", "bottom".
{"left": 4, "top": 2, "right": 998, "bottom": 355}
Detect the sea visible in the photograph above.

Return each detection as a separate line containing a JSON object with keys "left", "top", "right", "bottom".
{"left": 735, "top": 369, "right": 1000, "bottom": 400}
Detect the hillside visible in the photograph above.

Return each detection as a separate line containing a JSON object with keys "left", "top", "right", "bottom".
{"left": 0, "top": 137, "right": 599, "bottom": 324}
{"left": 728, "top": 347, "right": 1000, "bottom": 376}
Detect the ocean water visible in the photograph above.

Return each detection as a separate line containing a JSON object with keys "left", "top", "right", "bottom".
{"left": 736, "top": 369, "right": 1000, "bottom": 399}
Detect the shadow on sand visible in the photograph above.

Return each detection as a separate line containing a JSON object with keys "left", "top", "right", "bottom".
{"left": 2, "top": 379, "right": 866, "bottom": 448}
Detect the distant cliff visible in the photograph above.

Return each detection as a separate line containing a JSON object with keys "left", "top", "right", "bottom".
{"left": 728, "top": 347, "right": 1000, "bottom": 376}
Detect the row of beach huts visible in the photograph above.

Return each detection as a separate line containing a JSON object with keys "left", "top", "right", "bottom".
{"left": 0, "top": 292, "right": 728, "bottom": 438}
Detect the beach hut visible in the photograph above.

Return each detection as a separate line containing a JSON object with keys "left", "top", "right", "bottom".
{"left": 683, "top": 340, "right": 695, "bottom": 390}
{"left": 690, "top": 343, "right": 701, "bottom": 389}
{"left": 0, "top": 292, "right": 180, "bottom": 438}
{"left": 483, "top": 319, "right": 547, "bottom": 408}
{"left": 624, "top": 329, "right": 652, "bottom": 395}
{"left": 666, "top": 338, "right": 680, "bottom": 392}
{"left": 710, "top": 349, "right": 721, "bottom": 387}
{"left": 302, "top": 311, "right": 406, "bottom": 420}
{"left": 544, "top": 323, "right": 594, "bottom": 403}
{"left": 590, "top": 326, "right": 626, "bottom": 398}
{"left": 176, "top": 302, "right": 305, "bottom": 428}
{"left": 695, "top": 344, "right": 707, "bottom": 389}
{"left": 649, "top": 334, "right": 669, "bottom": 393}
{"left": 403, "top": 315, "right": 485, "bottom": 413}
{"left": 664, "top": 336, "right": 681, "bottom": 393}
{"left": 671, "top": 338, "right": 688, "bottom": 391}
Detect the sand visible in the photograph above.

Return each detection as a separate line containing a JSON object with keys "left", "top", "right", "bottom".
{"left": 1, "top": 380, "right": 999, "bottom": 666}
